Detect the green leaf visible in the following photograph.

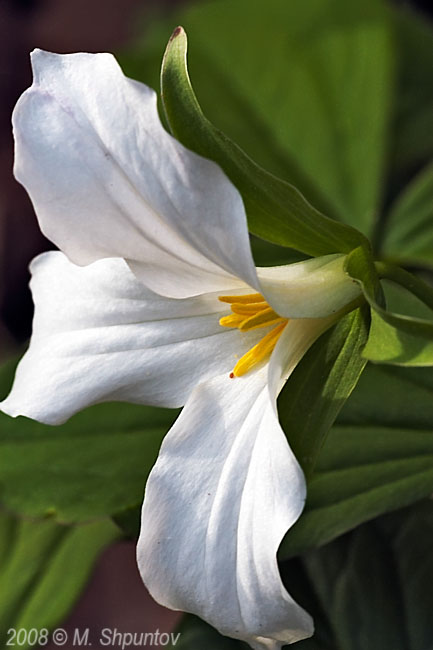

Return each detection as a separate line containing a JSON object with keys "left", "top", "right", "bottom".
{"left": 161, "top": 26, "right": 367, "bottom": 256}
{"left": 301, "top": 520, "right": 398, "bottom": 649}
{"left": 0, "top": 359, "right": 177, "bottom": 523}
{"left": 384, "top": 501, "right": 433, "bottom": 649}
{"left": 281, "top": 363, "right": 433, "bottom": 557}
{"left": 330, "top": 526, "right": 407, "bottom": 650}
{"left": 278, "top": 307, "right": 369, "bottom": 477}
{"left": 391, "top": 8, "right": 433, "bottom": 177}
{"left": 302, "top": 501, "right": 433, "bottom": 650}
{"left": 382, "top": 161, "right": 433, "bottom": 269}
{"left": 0, "top": 510, "right": 118, "bottom": 647}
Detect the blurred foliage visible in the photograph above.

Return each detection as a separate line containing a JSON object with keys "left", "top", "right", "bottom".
{"left": 0, "top": 508, "right": 118, "bottom": 648}
{"left": 282, "top": 361, "right": 433, "bottom": 556}
{"left": 0, "top": 358, "right": 178, "bottom": 523}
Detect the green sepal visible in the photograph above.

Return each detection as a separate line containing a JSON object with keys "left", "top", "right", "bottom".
{"left": 363, "top": 311, "right": 433, "bottom": 366}
{"left": 160, "top": 27, "right": 367, "bottom": 257}
{"left": 345, "top": 247, "right": 433, "bottom": 365}
{"left": 279, "top": 306, "right": 369, "bottom": 478}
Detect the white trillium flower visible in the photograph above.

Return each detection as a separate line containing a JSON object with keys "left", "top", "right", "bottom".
{"left": 1, "top": 51, "right": 361, "bottom": 649}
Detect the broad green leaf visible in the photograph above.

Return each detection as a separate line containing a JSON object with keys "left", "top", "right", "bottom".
{"left": 391, "top": 8, "right": 433, "bottom": 178}
{"left": 304, "top": 502, "right": 433, "bottom": 650}
{"left": 161, "top": 26, "right": 367, "bottom": 256}
{"left": 281, "top": 363, "right": 433, "bottom": 557}
{"left": 0, "top": 510, "right": 118, "bottom": 647}
{"left": 383, "top": 501, "right": 433, "bottom": 649}
{"left": 0, "top": 360, "right": 177, "bottom": 523}
{"left": 278, "top": 307, "right": 369, "bottom": 477}
{"left": 339, "top": 362, "right": 433, "bottom": 428}
{"left": 330, "top": 527, "right": 407, "bottom": 650}
{"left": 382, "top": 161, "right": 433, "bottom": 269}
{"left": 301, "top": 512, "right": 408, "bottom": 650}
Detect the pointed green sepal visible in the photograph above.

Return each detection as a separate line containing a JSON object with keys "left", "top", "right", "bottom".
{"left": 161, "top": 27, "right": 368, "bottom": 257}
{"left": 345, "top": 247, "right": 433, "bottom": 365}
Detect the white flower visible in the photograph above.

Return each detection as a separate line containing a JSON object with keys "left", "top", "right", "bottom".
{"left": 1, "top": 51, "right": 361, "bottom": 649}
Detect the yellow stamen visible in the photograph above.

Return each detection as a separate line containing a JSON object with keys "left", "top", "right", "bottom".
{"left": 232, "top": 323, "right": 287, "bottom": 377}
{"left": 218, "top": 291, "right": 288, "bottom": 377}
{"left": 238, "top": 307, "right": 285, "bottom": 331}
{"left": 219, "top": 313, "right": 246, "bottom": 328}
{"left": 218, "top": 293, "right": 265, "bottom": 305}
{"left": 230, "top": 302, "right": 269, "bottom": 315}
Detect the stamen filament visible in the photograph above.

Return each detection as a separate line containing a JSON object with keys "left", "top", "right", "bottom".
{"left": 233, "top": 323, "right": 287, "bottom": 377}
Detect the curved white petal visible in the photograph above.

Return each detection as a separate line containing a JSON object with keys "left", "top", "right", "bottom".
{"left": 0, "top": 252, "right": 262, "bottom": 425}
{"left": 258, "top": 254, "right": 360, "bottom": 318}
{"left": 137, "top": 320, "right": 328, "bottom": 648}
{"left": 12, "top": 50, "right": 258, "bottom": 298}
{"left": 268, "top": 314, "right": 339, "bottom": 395}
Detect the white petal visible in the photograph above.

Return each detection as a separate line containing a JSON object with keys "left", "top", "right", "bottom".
{"left": 137, "top": 367, "right": 315, "bottom": 648}
{"left": 0, "top": 252, "right": 262, "bottom": 425}
{"left": 268, "top": 314, "right": 339, "bottom": 395}
{"left": 258, "top": 254, "right": 360, "bottom": 318}
{"left": 12, "top": 50, "right": 258, "bottom": 298}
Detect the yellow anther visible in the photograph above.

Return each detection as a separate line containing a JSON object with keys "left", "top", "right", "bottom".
{"left": 232, "top": 323, "right": 287, "bottom": 377}
{"left": 230, "top": 302, "right": 269, "bottom": 315}
{"left": 218, "top": 291, "right": 288, "bottom": 377}
{"left": 218, "top": 293, "right": 265, "bottom": 304}
{"left": 219, "top": 313, "right": 245, "bottom": 328}
{"left": 238, "top": 307, "right": 285, "bottom": 331}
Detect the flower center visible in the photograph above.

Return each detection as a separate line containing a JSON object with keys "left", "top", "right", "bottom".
{"left": 218, "top": 292, "right": 288, "bottom": 377}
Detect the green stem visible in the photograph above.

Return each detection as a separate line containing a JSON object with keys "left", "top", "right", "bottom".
{"left": 375, "top": 261, "right": 433, "bottom": 312}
